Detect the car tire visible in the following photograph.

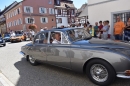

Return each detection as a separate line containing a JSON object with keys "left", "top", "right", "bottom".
{"left": 28, "top": 55, "right": 38, "bottom": 66}
{"left": 86, "top": 59, "right": 116, "bottom": 86}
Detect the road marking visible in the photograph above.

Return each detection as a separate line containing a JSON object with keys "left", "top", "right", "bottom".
{"left": 0, "top": 71, "right": 15, "bottom": 86}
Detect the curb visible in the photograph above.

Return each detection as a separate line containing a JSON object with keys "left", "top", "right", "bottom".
{"left": 0, "top": 71, "right": 15, "bottom": 86}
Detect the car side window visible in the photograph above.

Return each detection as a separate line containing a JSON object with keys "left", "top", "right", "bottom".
{"left": 34, "top": 32, "right": 48, "bottom": 44}
{"left": 61, "top": 33, "right": 69, "bottom": 44}
{"left": 50, "top": 31, "right": 69, "bottom": 44}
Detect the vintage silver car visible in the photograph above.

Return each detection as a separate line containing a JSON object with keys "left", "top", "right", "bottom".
{"left": 20, "top": 28, "right": 130, "bottom": 86}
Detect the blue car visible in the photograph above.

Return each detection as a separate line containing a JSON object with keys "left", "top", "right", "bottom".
{"left": 3, "top": 34, "right": 11, "bottom": 42}
{"left": 0, "top": 34, "right": 6, "bottom": 46}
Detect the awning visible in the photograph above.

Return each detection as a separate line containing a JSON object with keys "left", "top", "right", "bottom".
{"left": 78, "top": 6, "right": 88, "bottom": 18}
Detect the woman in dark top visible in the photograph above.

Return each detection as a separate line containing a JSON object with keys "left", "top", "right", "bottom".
{"left": 124, "top": 18, "right": 130, "bottom": 41}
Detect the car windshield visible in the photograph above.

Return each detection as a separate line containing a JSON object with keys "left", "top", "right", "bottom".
{"left": 66, "top": 28, "right": 92, "bottom": 42}
{"left": 4, "top": 34, "right": 10, "bottom": 37}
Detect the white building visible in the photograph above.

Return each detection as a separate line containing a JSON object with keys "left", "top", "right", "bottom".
{"left": 75, "top": 3, "right": 88, "bottom": 25}
{"left": 88, "top": 0, "right": 130, "bottom": 36}
{"left": 54, "top": 0, "right": 75, "bottom": 28}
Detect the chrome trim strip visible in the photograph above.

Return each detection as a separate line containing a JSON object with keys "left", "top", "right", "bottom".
{"left": 117, "top": 74, "right": 130, "bottom": 79}
{"left": 20, "top": 51, "right": 25, "bottom": 56}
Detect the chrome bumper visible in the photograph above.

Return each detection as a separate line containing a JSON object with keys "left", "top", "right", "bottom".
{"left": 20, "top": 51, "right": 25, "bottom": 56}
{"left": 117, "top": 74, "right": 130, "bottom": 79}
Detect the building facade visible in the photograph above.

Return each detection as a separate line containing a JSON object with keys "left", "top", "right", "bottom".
{"left": 5, "top": 0, "right": 56, "bottom": 32}
{"left": 0, "top": 1, "right": 18, "bottom": 34}
{"left": 54, "top": 0, "right": 75, "bottom": 27}
{"left": 88, "top": 0, "right": 130, "bottom": 36}
{"left": 75, "top": 3, "right": 88, "bottom": 25}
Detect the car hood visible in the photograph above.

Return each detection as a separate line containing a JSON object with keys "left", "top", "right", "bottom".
{"left": 89, "top": 38, "right": 130, "bottom": 49}
{"left": 73, "top": 38, "right": 130, "bottom": 57}
{"left": 73, "top": 38, "right": 130, "bottom": 49}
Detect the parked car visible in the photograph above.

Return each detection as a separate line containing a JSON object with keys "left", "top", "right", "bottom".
{"left": 10, "top": 34, "right": 25, "bottom": 43}
{"left": 0, "top": 35, "right": 6, "bottom": 46}
{"left": 20, "top": 28, "right": 130, "bottom": 86}
{"left": 3, "top": 34, "right": 11, "bottom": 42}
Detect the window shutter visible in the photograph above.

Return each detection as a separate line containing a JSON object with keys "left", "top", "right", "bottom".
{"left": 12, "top": 11, "right": 14, "bottom": 17}
{"left": 14, "top": 21, "right": 15, "bottom": 26}
{"left": 49, "top": 8, "right": 51, "bottom": 14}
{"left": 45, "top": 8, "right": 47, "bottom": 13}
{"left": 25, "top": 18, "right": 28, "bottom": 24}
{"left": 31, "top": 7, "right": 33, "bottom": 13}
{"left": 24, "top": 6, "right": 27, "bottom": 13}
{"left": 52, "top": 9, "right": 54, "bottom": 14}
{"left": 15, "top": 21, "right": 17, "bottom": 25}
{"left": 39, "top": 7, "right": 41, "bottom": 13}
{"left": 6, "top": 14, "right": 8, "bottom": 19}
{"left": 19, "top": 8, "right": 21, "bottom": 13}
{"left": 17, "top": 20, "right": 19, "bottom": 25}
{"left": 20, "top": 19, "right": 22, "bottom": 24}
{"left": 40, "top": 17, "right": 42, "bottom": 23}
{"left": 33, "top": 18, "right": 35, "bottom": 23}
{"left": 46, "top": 17, "right": 48, "bottom": 23}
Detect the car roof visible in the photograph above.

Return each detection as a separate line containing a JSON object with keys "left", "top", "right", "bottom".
{"left": 48, "top": 28, "right": 75, "bottom": 31}
{"left": 40, "top": 28, "right": 83, "bottom": 32}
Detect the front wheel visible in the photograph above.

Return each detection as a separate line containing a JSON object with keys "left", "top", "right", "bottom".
{"left": 28, "top": 55, "right": 38, "bottom": 66}
{"left": 86, "top": 59, "right": 116, "bottom": 86}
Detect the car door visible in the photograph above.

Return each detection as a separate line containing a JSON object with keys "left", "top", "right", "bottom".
{"left": 46, "top": 31, "right": 71, "bottom": 69}
{"left": 30, "top": 32, "right": 48, "bottom": 62}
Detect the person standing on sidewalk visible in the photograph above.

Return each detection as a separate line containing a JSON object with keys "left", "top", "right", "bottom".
{"left": 114, "top": 16, "right": 125, "bottom": 41}
{"left": 88, "top": 25, "right": 94, "bottom": 37}
{"left": 98, "top": 21, "right": 103, "bottom": 39}
{"left": 94, "top": 22, "right": 99, "bottom": 38}
{"left": 124, "top": 18, "right": 130, "bottom": 41}
{"left": 101, "top": 21, "right": 109, "bottom": 40}
{"left": 30, "top": 29, "right": 35, "bottom": 41}
{"left": 106, "top": 20, "right": 111, "bottom": 39}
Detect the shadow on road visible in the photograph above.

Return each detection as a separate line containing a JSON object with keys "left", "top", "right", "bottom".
{"left": 14, "top": 58, "right": 130, "bottom": 86}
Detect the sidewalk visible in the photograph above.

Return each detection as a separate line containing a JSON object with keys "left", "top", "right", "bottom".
{"left": 0, "top": 82, "right": 3, "bottom": 86}
{"left": 0, "top": 70, "right": 14, "bottom": 86}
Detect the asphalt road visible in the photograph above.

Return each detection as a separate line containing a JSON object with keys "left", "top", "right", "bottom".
{"left": 0, "top": 41, "right": 130, "bottom": 86}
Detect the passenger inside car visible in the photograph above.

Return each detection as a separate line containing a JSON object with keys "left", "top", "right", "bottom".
{"left": 52, "top": 32, "right": 61, "bottom": 44}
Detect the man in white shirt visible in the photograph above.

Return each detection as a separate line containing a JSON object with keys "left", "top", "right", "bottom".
{"left": 52, "top": 33, "right": 61, "bottom": 44}
{"left": 11, "top": 31, "right": 16, "bottom": 37}
{"left": 30, "top": 30, "right": 35, "bottom": 37}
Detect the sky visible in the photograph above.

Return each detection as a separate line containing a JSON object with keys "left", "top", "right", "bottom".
{"left": 0, "top": 0, "right": 87, "bottom": 11}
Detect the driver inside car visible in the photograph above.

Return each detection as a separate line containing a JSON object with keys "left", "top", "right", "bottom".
{"left": 52, "top": 32, "right": 61, "bottom": 44}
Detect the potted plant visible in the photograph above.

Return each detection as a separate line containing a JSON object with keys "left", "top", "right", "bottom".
{"left": 28, "top": 18, "right": 37, "bottom": 31}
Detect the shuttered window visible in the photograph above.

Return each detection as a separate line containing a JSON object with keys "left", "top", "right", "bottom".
{"left": 40, "top": 17, "right": 48, "bottom": 23}
{"left": 39, "top": 7, "right": 47, "bottom": 14}
{"left": 24, "top": 6, "right": 33, "bottom": 13}
{"left": 25, "top": 17, "right": 35, "bottom": 24}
